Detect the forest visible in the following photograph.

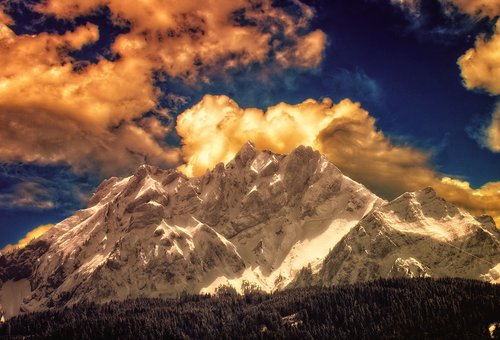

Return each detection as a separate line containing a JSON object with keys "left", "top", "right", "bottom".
{"left": 1, "top": 278, "right": 499, "bottom": 339}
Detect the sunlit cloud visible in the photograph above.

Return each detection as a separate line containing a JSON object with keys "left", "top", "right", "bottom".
{"left": 1, "top": 224, "right": 53, "bottom": 253}
{"left": 458, "top": 22, "right": 500, "bottom": 95}
{"left": 177, "top": 95, "right": 500, "bottom": 225}
{"left": 0, "top": 0, "right": 326, "bottom": 177}
{"left": 458, "top": 21, "right": 500, "bottom": 152}
{"left": 0, "top": 10, "right": 178, "bottom": 175}
{"left": 275, "top": 29, "right": 327, "bottom": 69}
{"left": 34, "top": 0, "right": 327, "bottom": 78}
{"left": 438, "top": 177, "right": 500, "bottom": 226}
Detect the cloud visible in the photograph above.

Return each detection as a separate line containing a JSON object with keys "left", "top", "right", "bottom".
{"left": 176, "top": 94, "right": 500, "bottom": 225}
{"left": 1, "top": 224, "right": 53, "bottom": 253}
{"left": 0, "top": 4, "right": 12, "bottom": 25}
{"left": 458, "top": 22, "right": 500, "bottom": 95}
{"left": 393, "top": 0, "right": 499, "bottom": 18}
{"left": 0, "top": 182, "right": 55, "bottom": 209}
{"left": 394, "top": 0, "right": 500, "bottom": 153}
{"left": 0, "top": 163, "right": 100, "bottom": 213}
{"left": 437, "top": 178, "right": 500, "bottom": 226}
{"left": 391, "top": 0, "right": 422, "bottom": 17}
{"left": 0, "top": 11, "right": 179, "bottom": 176}
{"left": 324, "top": 68, "right": 382, "bottom": 106}
{"left": 485, "top": 103, "right": 500, "bottom": 151}
{"left": 34, "top": 0, "right": 327, "bottom": 77}
{"left": 275, "top": 29, "right": 327, "bottom": 69}
{"left": 440, "top": 0, "right": 500, "bottom": 18}
{"left": 457, "top": 20, "right": 499, "bottom": 152}
{"left": 0, "top": 1, "right": 326, "bottom": 176}
{"left": 390, "top": 0, "right": 497, "bottom": 43}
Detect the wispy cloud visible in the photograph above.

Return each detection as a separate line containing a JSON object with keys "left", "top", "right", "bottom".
{"left": 0, "top": 163, "right": 96, "bottom": 213}
{"left": 324, "top": 68, "right": 382, "bottom": 107}
{"left": 390, "top": 0, "right": 494, "bottom": 43}
{"left": 0, "top": 181, "right": 55, "bottom": 210}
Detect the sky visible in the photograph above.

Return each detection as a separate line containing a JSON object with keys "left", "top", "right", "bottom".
{"left": 0, "top": 0, "right": 499, "bottom": 250}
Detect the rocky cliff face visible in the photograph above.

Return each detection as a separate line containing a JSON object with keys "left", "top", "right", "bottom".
{"left": 0, "top": 142, "right": 383, "bottom": 317}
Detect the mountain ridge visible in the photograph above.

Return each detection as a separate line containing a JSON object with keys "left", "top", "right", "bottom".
{"left": 0, "top": 142, "right": 498, "bottom": 319}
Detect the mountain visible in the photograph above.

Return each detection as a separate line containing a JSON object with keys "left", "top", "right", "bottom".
{"left": 291, "top": 187, "right": 500, "bottom": 287}
{"left": 0, "top": 142, "right": 498, "bottom": 319}
{"left": 0, "top": 142, "right": 381, "bottom": 318}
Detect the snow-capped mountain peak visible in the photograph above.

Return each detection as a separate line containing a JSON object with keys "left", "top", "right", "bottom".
{"left": 0, "top": 143, "right": 497, "bottom": 320}
{"left": 292, "top": 187, "right": 500, "bottom": 288}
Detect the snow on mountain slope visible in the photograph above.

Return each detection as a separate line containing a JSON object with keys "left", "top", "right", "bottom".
{"left": 0, "top": 142, "right": 382, "bottom": 317}
{"left": 290, "top": 187, "right": 500, "bottom": 287}
{"left": 1, "top": 143, "right": 497, "bottom": 319}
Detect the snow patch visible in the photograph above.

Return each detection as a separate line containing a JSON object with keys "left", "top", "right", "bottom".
{"left": 489, "top": 323, "right": 500, "bottom": 338}
{"left": 247, "top": 185, "right": 258, "bottom": 195}
{"left": 389, "top": 257, "right": 431, "bottom": 278}
{"left": 135, "top": 176, "right": 164, "bottom": 199}
{"left": 319, "top": 156, "right": 329, "bottom": 173}
{"left": 250, "top": 153, "right": 274, "bottom": 174}
{"left": 78, "top": 253, "right": 109, "bottom": 275}
{"left": 0, "top": 279, "right": 31, "bottom": 319}
{"left": 270, "top": 174, "right": 281, "bottom": 186}
{"left": 481, "top": 263, "right": 500, "bottom": 284}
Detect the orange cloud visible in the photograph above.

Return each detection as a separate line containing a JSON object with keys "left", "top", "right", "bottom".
{"left": 458, "top": 22, "right": 500, "bottom": 95}
{"left": 34, "top": 0, "right": 327, "bottom": 78}
{"left": 176, "top": 95, "right": 500, "bottom": 226}
{"left": 457, "top": 21, "right": 500, "bottom": 152}
{"left": 275, "top": 29, "right": 327, "bottom": 69}
{"left": 0, "top": 1, "right": 326, "bottom": 176}
{"left": 440, "top": 0, "right": 500, "bottom": 18}
{"left": 437, "top": 178, "right": 500, "bottom": 226}
{"left": 485, "top": 104, "right": 500, "bottom": 151}
{"left": 0, "top": 4, "right": 12, "bottom": 25}
{"left": 1, "top": 224, "right": 53, "bottom": 253}
{"left": 0, "top": 9, "right": 179, "bottom": 175}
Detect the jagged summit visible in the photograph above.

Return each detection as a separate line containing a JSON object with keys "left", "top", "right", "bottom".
{"left": 0, "top": 143, "right": 381, "bottom": 317}
{"left": 235, "top": 140, "right": 257, "bottom": 164}
{"left": 291, "top": 185, "right": 500, "bottom": 288}
{"left": 383, "top": 186, "right": 461, "bottom": 224}
{"left": 0, "top": 142, "right": 498, "bottom": 319}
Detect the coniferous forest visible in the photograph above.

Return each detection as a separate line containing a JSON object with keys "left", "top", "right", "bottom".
{"left": 1, "top": 278, "right": 499, "bottom": 339}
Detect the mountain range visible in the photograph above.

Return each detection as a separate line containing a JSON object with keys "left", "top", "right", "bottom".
{"left": 0, "top": 142, "right": 498, "bottom": 319}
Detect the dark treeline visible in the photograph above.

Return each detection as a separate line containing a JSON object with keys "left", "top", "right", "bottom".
{"left": 1, "top": 278, "right": 499, "bottom": 339}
